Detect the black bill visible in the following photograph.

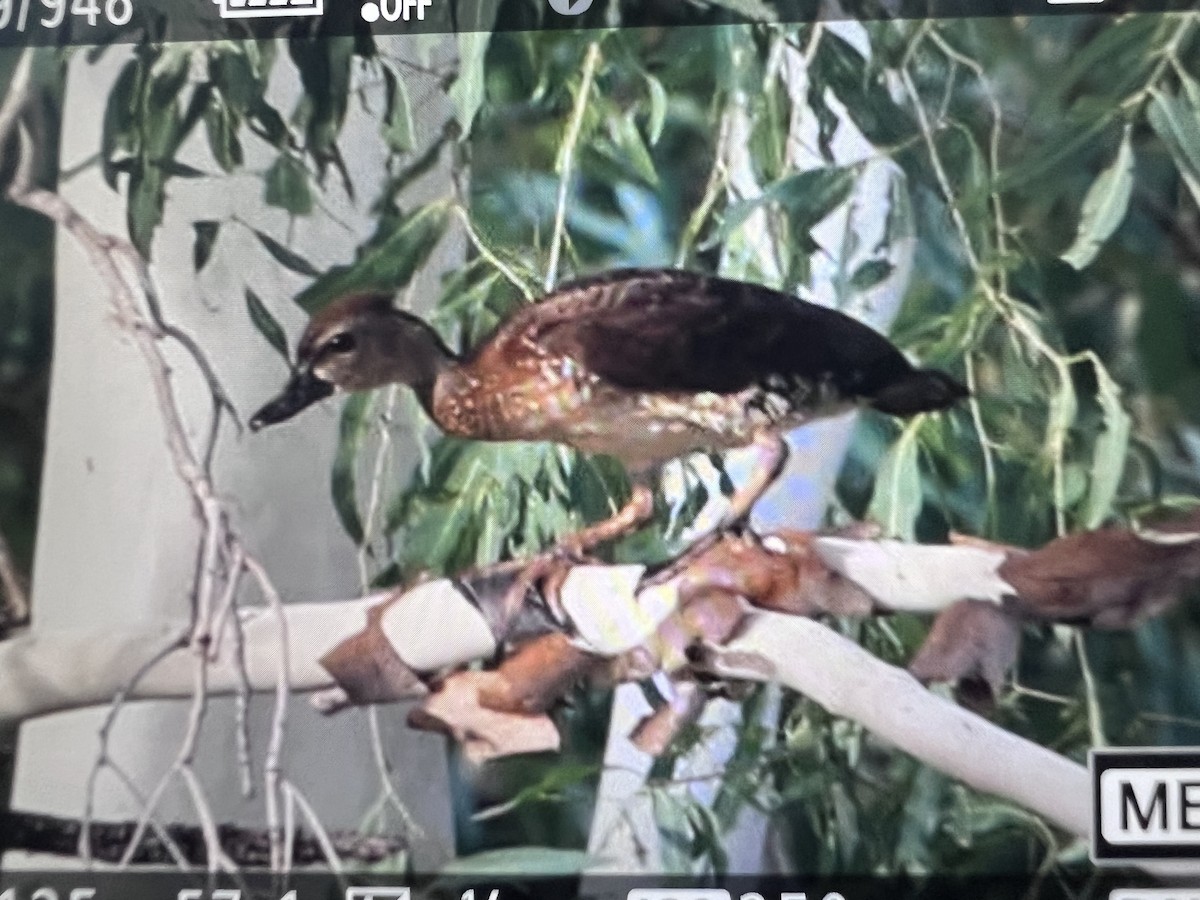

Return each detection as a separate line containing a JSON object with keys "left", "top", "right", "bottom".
{"left": 249, "top": 370, "right": 335, "bottom": 431}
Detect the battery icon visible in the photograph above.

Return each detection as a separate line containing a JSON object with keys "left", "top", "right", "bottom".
{"left": 212, "top": 0, "right": 322, "bottom": 19}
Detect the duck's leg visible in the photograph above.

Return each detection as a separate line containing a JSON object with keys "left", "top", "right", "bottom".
{"left": 558, "top": 481, "right": 655, "bottom": 558}
{"left": 715, "top": 431, "right": 790, "bottom": 532}
{"left": 477, "top": 481, "right": 656, "bottom": 626}
{"left": 645, "top": 432, "right": 788, "bottom": 585}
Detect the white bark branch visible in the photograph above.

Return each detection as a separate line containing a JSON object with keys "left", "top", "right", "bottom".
{"left": 709, "top": 612, "right": 1089, "bottom": 837}
{"left": 0, "top": 577, "right": 1088, "bottom": 844}
{"left": 0, "top": 597, "right": 381, "bottom": 723}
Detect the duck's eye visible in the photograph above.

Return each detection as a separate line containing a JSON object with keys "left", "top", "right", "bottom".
{"left": 325, "top": 332, "right": 357, "bottom": 354}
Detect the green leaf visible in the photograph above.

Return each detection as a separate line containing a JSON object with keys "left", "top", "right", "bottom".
{"left": 288, "top": 38, "right": 354, "bottom": 158}
{"left": 449, "top": 31, "right": 492, "bottom": 139}
{"left": 331, "top": 392, "right": 374, "bottom": 545}
{"left": 154, "top": 159, "right": 206, "bottom": 178}
{"left": 721, "top": 166, "right": 857, "bottom": 239}
{"left": 127, "top": 165, "right": 165, "bottom": 260}
{"left": 1148, "top": 87, "right": 1200, "bottom": 211}
{"left": 1053, "top": 15, "right": 1160, "bottom": 102}
{"left": 203, "top": 94, "right": 243, "bottom": 173}
{"left": 101, "top": 60, "right": 141, "bottom": 189}
{"left": 607, "top": 111, "right": 658, "bottom": 186}
{"left": 1060, "top": 127, "right": 1135, "bottom": 270}
{"left": 249, "top": 99, "right": 291, "bottom": 149}
{"left": 245, "top": 288, "right": 289, "bottom": 363}
{"left": 700, "top": 0, "right": 777, "bottom": 20}
{"left": 867, "top": 421, "right": 923, "bottom": 541}
{"left": 849, "top": 258, "right": 894, "bottom": 292}
{"left": 814, "top": 32, "right": 911, "bottom": 147}
{"left": 1080, "top": 362, "right": 1131, "bottom": 529}
{"left": 296, "top": 202, "right": 450, "bottom": 314}
{"left": 209, "top": 48, "right": 262, "bottom": 116}
{"left": 686, "top": 801, "right": 730, "bottom": 875}
{"left": 382, "top": 65, "right": 415, "bottom": 153}
{"left": 193, "top": 221, "right": 219, "bottom": 272}
{"left": 644, "top": 72, "right": 668, "bottom": 145}
{"left": 473, "top": 762, "right": 601, "bottom": 822}
{"left": 253, "top": 229, "right": 321, "bottom": 278}
{"left": 439, "top": 848, "right": 589, "bottom": 877}
{"left": 264, "top": 154, "right": 314, "bottom": 217}
{"left": 143, "top": 49, "right": 190, "bottom": 159}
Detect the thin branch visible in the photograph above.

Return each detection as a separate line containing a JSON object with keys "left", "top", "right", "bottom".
{"left": 0, "top": 47, "right": 33, "bottom": 156}
{"left": 79, "top": 629, "right": 190, "bottom": 866}
{"left": 545, "top": 41, "right": 601, "bottom": 292}
{"left": 454, "top": 205, "right": 537, "bottom": 302}
{"left": 244, "top": 553, "right": 292, "bottom": 872}
{"left": 283, "top": 781, "right": 346, "bottom": 874}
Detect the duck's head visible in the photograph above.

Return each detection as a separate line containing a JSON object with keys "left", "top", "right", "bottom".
{"left": 249, "top": 292, "right": 455, "bottom": 431}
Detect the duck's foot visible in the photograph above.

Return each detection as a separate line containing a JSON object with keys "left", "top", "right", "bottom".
{"left": 719, "top": 431, "right": 790, "bottom": 527}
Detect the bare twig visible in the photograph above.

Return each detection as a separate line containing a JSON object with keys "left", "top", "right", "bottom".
{"left": 117, "top": 651, "right": 232, "bottom": 872}
{"left": 283, "top": 781, "right": 346, "bottom": 874}
{"left": 5, "top": 83, "right": 294, "bottom": 871}
{"left": 244, "top": 554, "right": 292, "bottom": 872}
{"left": 0, "top": 47, "right": 33, "bottom": 157}
{"left": 79, "top": 629, "right": 190, "bottom": 866}
{"left": 545, "top": 41, "right": 601, "bottom": 291}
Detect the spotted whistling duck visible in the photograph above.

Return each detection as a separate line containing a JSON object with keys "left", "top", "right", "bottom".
{"left": 250, "top": 268, "right": 966, "bottom": 548}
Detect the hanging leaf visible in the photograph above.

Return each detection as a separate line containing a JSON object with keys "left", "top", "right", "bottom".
{"left": 127, "top": 165, "right": 165, "bottom": 260}
{"left": 101, "top": 59, "right": 141, "bottom": 189}
{"left": 296, "top": 202, "right": 450, "bottom": 313}
{"left": 209, "top": 47, "right": 262, "bottom": 116}
{"left": 153, "top": 159, "right": 206, "bottom": 178}
{"left": 288, "top": 37, "right": 354, "bottom": 159}
{"left": 245, "top": 289, "right": 290, "bottom": 363}
{"left": 264, "top": 154, "right": 315, "bottom": 217}
{"left": 192, "top": 221, "right": 220, "bottom": 272}
{"left": 382, "top": 65, "right": 415, "bottom": 153}
{"left": 249, "top": 99, "right": 291, "bottom": 150}
{"left": 644, "top": 72, "right": 668, "bottom": 145}
{"left": 867, "top": 422, "right": 923, "bottom": 541}
{"left": 849, "top": 258, "right": 895, "bottom": 292}
{"left": 607, "top": 111, "right": 659, "bottom": 186}
{"left": 203, "top": 94, "right": 243, "bottom": 173}
{"left": 253, "top": 229, "right": 322, "bottom": 278}
{"left": 686, "top": 801, "right": 730, "bottom": 875}
{"left": 699, "top": 0, "right": 777, "bottom": 20}
{"left": 331, "top": 392, "right": 374, "bottom": 545}
{"left": 1147, "top": 87, "right": 1200, "bottom": 210}
{"left": 721, "top": 166, "right": 857, "bottom": 239}
{"left": 1079, "top": 362, "right": 1131, "bottom": 529}
{"left": 1060, "top": 127, "right": 1135, "bottom": 270}
{"left": 449, "top": 31, "right": 492, "bottom": 140}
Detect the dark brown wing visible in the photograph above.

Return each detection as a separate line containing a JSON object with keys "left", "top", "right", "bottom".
{"left": 524, "top": 269, "right": 925, "bottom": 403}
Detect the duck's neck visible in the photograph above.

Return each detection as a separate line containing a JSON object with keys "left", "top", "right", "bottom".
{"left": 381, "top": 311, "right": 459, "bottom": 414}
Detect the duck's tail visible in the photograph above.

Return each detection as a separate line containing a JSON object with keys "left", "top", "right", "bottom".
{"left": 869, "top": 367, "right": 969, "bottom": 417}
